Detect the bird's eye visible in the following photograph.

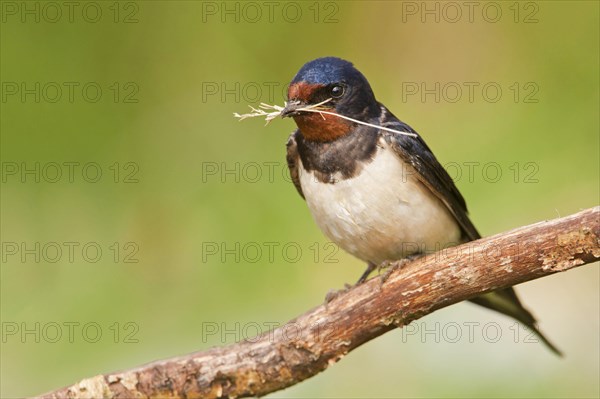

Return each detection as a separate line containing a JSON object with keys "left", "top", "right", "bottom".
{"left": 330, "top": 85, "right": 344, "bottom": 98}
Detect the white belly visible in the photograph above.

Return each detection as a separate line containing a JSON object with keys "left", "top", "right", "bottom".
{"left": 299, "top": 140, "right": 461, "bottom": 264}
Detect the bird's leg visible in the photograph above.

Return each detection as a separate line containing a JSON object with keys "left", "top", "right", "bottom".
{"left": 325, "top": 256, "right": 415, "bottom": 304}
{"left": 325, "top": 262, "right": 377, "bottom": 304}
{"left": 356, "top": 261, "right": 377, "bottom": 285}
{"left": 324, "top": 261, "right": 377, "bottom": 304}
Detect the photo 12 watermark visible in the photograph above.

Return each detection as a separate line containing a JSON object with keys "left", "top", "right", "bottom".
{"left": 399, "top": 320, "right": 542, "bottom": 346}
{"left": 200, "top": 320, "right": 336, "bottom": 344}
{"left": 1, "top": 1, "right": 140, "bottom": 24}
{"left": 200, "top": 241, "right": 340, "bottom": 264}
{"left": 2, "top": 321, "right": 140, "bottom": 343}
{"left": 1, "top": 241, "right": 140, "bottom": 264}
{"left": 1, "top": 161, "right": 140, "bottom": 184}
{"left": 1, "top": 82, "right": 140, "bottom": 103}
{"left": 400, "top": 1, "right": 540, "bottom": 24}
{"left": 201, "top": 81, "right": 288, "bottom": 104}
{"left": 400, "top": 81, "right": 540, "bottom": 104}
{"left": 200, "top": 1, "right": 340, "bottom": 24}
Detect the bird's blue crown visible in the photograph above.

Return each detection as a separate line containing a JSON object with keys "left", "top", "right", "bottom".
{"left": 290, "top": 57, "right": 370, "bottom": 87}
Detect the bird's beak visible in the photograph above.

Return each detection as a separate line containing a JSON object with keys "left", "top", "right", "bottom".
{"left": 281, "top": 100, "right": 305, "bottom": 118}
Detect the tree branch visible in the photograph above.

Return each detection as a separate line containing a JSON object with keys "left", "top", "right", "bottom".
{"left": 38, "top": 207, "right": 599, "bottom": 399}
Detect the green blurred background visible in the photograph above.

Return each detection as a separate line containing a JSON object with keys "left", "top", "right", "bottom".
{"left": 1, "top": 1, "right": 598, "bottom": 397}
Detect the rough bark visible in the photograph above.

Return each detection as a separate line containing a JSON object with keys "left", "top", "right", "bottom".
{"left": 38, "top": 207, "right": 600, "bottom": 399}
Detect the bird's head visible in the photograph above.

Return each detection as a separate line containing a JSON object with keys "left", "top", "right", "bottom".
{"left": 282, "top": 57, "right": 380, "bottom": 142}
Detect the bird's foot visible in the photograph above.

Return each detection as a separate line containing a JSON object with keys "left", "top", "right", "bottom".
{"left": 377, "top": 260, "right": 393, "bottom": 275}
{"left": 324, "top": 283, "right": 352, "bottom": 304}
{"left": 379, "top": 254, "right": 424, "bottom": 286}
{"left": 378, "top": 260, "right": 406, "bottom": 287}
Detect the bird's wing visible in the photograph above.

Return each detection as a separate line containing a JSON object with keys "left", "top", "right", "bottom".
{"left": 286, "top": 129, "right": 304, "bottom": 199}
{"left": 378, "top": 105, "right": 480, "bottom": 241}
{"left": 379, "top": 106, "right": 562, "bottom": 353}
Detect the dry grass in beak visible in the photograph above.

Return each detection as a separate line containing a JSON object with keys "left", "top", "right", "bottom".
{"left": 234, "top": 99, "right": 418, "bottom": 138}
{"left": 233, "top": 103, "right": 285, "bottom": 124}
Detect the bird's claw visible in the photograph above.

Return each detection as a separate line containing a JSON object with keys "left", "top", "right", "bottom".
{"left": 324, "top": 283, "right": 352, "bottom": 304}
{"left": 378, "top": 257, "right": 417, "bottom": 287}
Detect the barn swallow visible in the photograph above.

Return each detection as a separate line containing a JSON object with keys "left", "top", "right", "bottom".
{"left": 281, "top": 57, "right": 561, "bottom": 355}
